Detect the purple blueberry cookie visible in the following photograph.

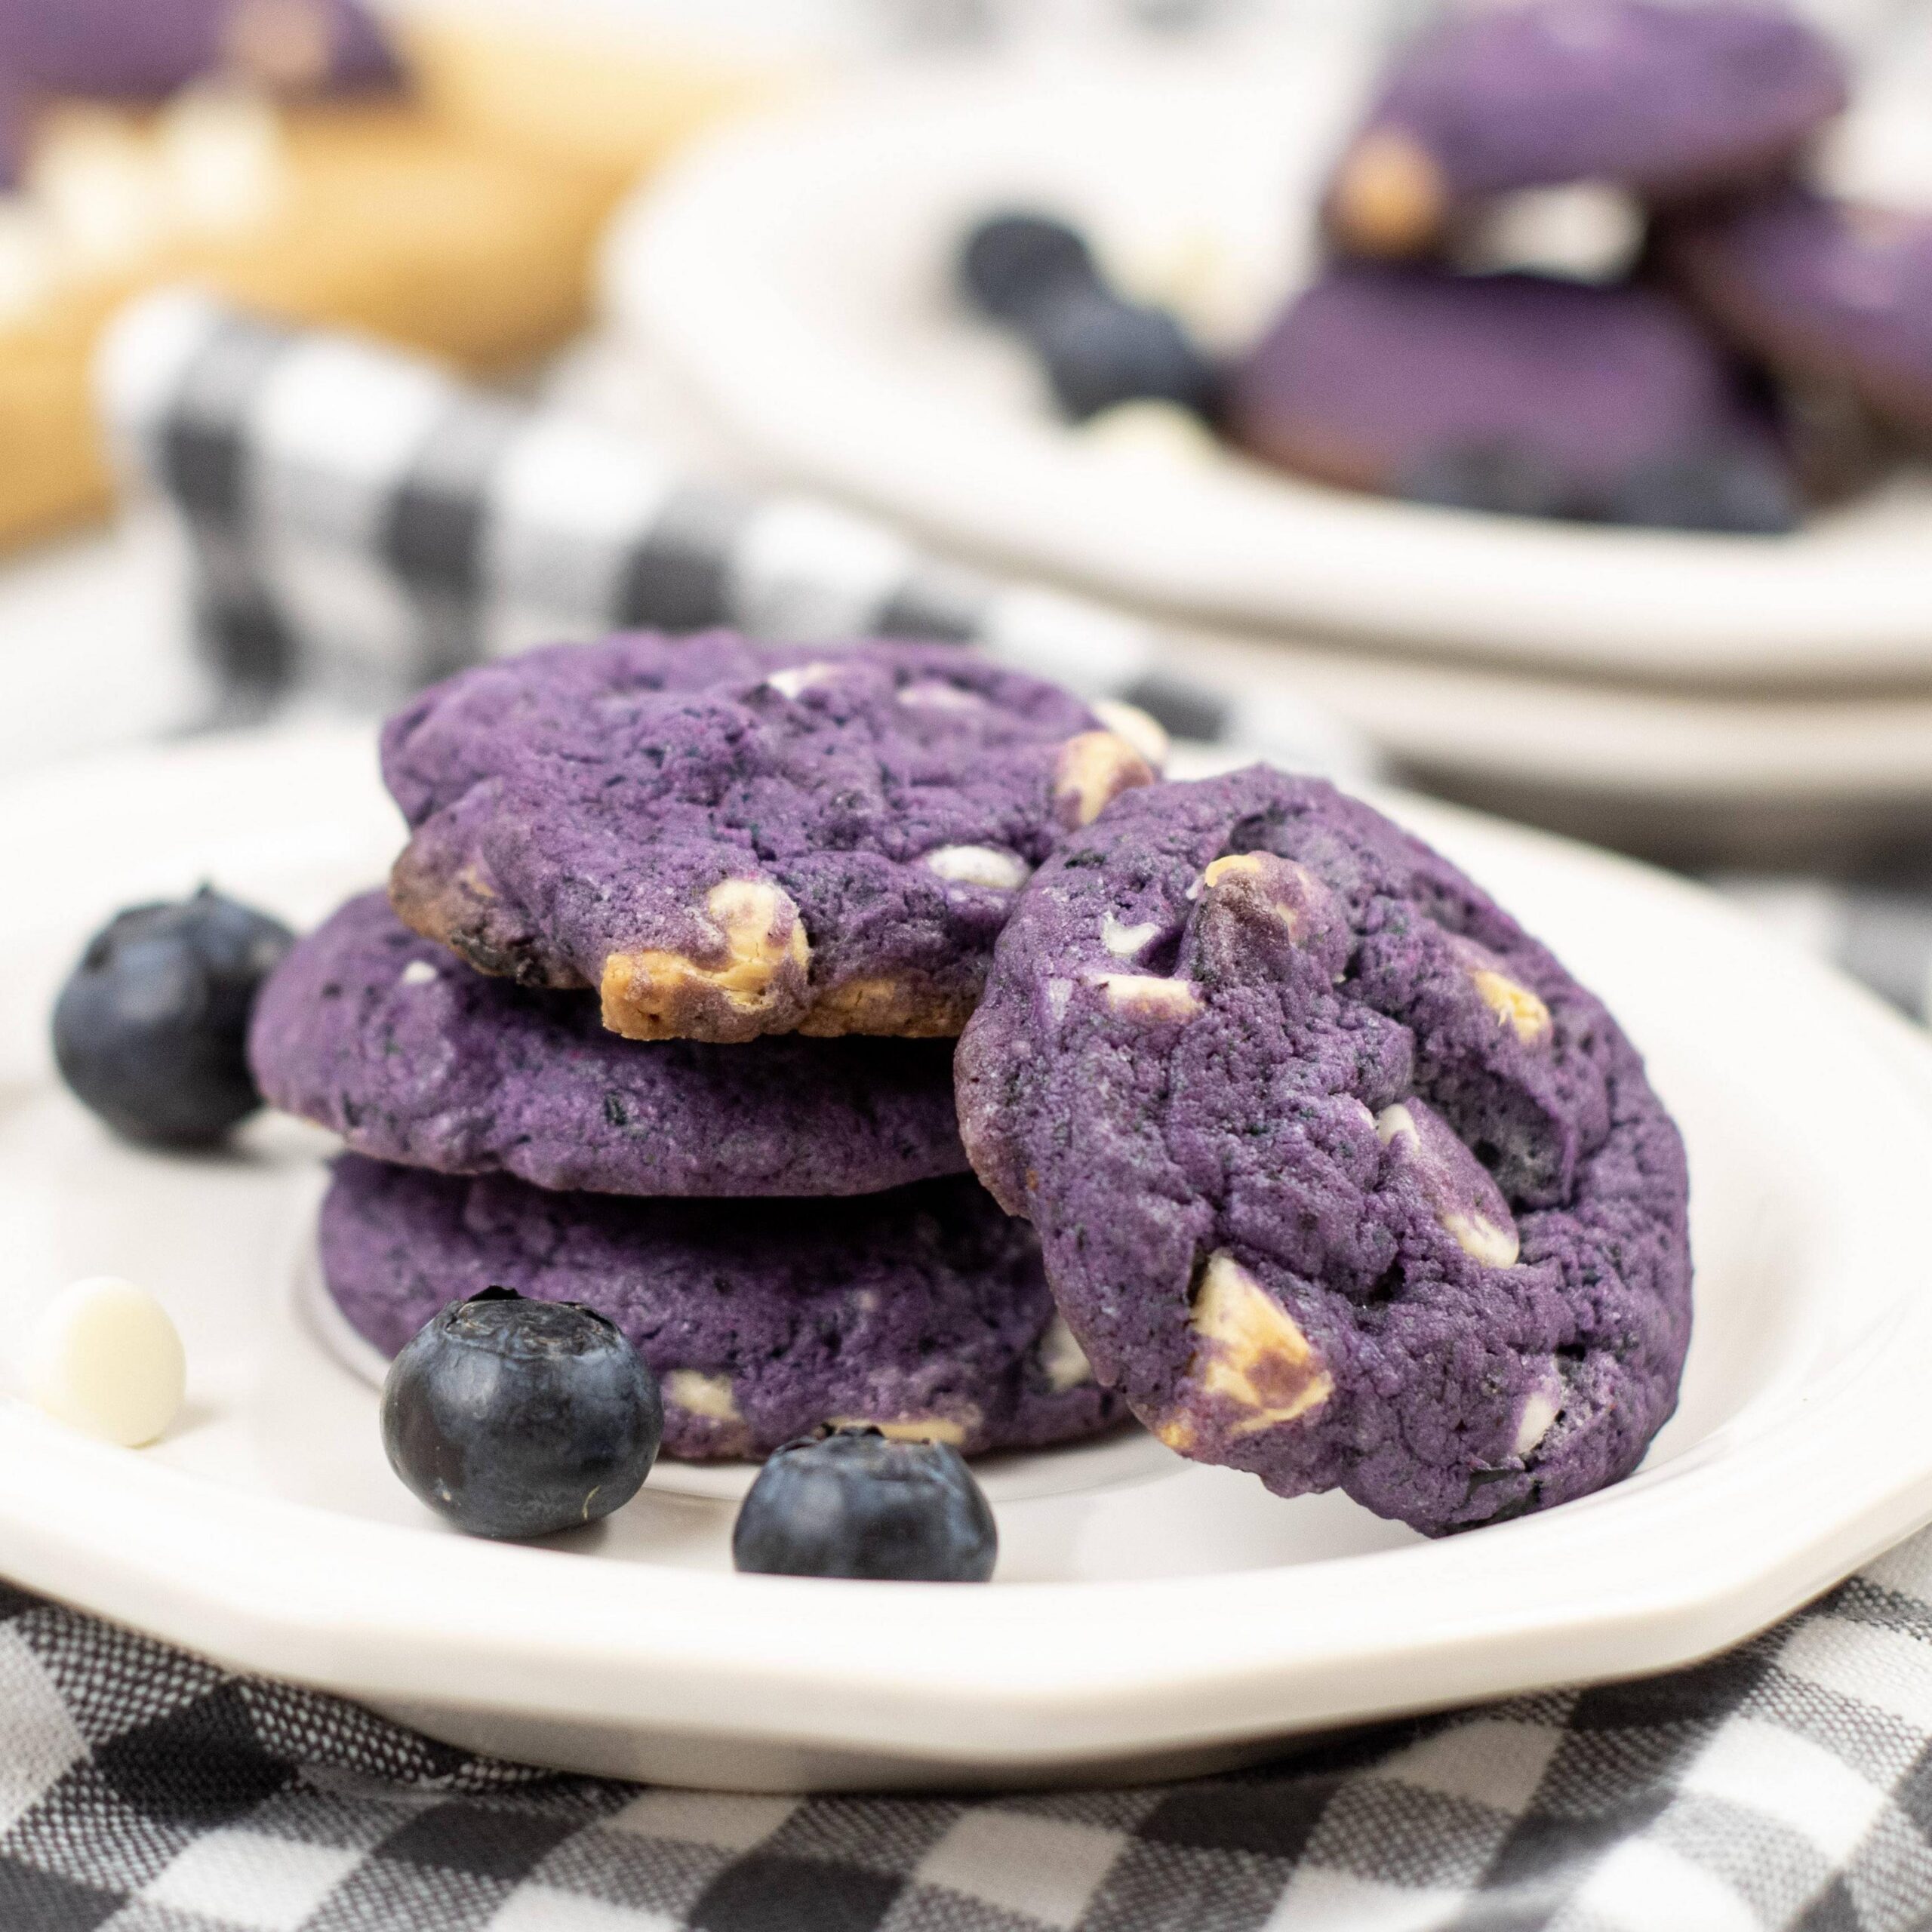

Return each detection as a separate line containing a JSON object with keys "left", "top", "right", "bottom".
{"left": 1666, "top": 186, "right": 1932, "bottom": 444}
{"left": 320, "top": 1156, "right": 1123, "bottom": 1460}
{"left": 382, "top": 632, "right": 1155, "bottom": 1044}
{"left": 1226, "top": 266, "right": 1795, "bottom": 530}
{"left": 955, "top": 768, "right": 1691, "bottom": 1536}
{"left": 1325, "top": 0, "right": 1846, "bottom": 260}
{"left": 251, "top": 891, "right": 968, "bottom": 1197}
{"left": 1, "top": 0, "right": 399, "bottom": 107}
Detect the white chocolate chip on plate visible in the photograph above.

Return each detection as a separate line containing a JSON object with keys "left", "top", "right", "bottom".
{"left": 28, "top": 1277, "right": 186, "bottom": 1447}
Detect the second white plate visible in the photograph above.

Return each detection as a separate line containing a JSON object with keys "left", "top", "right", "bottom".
{"left": 610, "top": 48, "right": 1932, "bottom": 688}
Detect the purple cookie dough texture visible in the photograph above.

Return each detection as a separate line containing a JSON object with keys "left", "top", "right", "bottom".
{"left": 1667, "top": 186, "right": 1932, "bottom": 443}
{"left": 1326, "top": 0, "right": 1846, "bottom": 259}
{"left": 1226, "top": 266, "right": 1779, "bottom": 497}
{"left": 382, "top": 632, "right": 1153, "bottom": 1044}
{"left": 320, "top": 1156, "right": 1123, "bottom": 1460}
{"left": 251, "top": 892, "right": 969, "bottom": 1198}
{"left": 955, "top": 768, "right": 1692, "bottom": 1536}
{"left": 5, "top": 0, "right": 401, "bottom": 100}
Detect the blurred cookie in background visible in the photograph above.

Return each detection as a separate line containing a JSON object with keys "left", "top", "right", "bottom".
{"left": 1664, "top": 186, "right": 1932, "bottom": 449}
{"left": 0, "top": 0, "right": 781, "bottom": 549}
{"left": 1223, "top": 265, "right": 1798, "bottom": 534}
{"left": 1322, "top": 0, "right": 1847, "bottom": 263}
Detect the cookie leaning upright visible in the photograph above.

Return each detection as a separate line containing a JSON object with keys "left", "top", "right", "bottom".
{"left": 380, "top": 632, "right": 1155, "bottom": 1043}
{"left": 955, "top": 767, "right": 1691, "bottom": 1536}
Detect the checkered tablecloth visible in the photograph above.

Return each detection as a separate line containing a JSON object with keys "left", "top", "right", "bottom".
{"left": 9, "top": 1527, "right": 1932, "bottom": 1931}
{"left": 94, "top": 288, "right": 1369, "bottom": 786}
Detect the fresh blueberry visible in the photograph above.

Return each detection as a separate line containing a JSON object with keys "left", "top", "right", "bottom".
{"left": 382, "top": 1287, "right": 663, "bottom": 1540}
{"left": 51, "top": 886, "right": 294, "bottom": 1146}
{"left": 1031, "top": 288, "right": 1219, "bottom": 422}
{"left": 1601, "top": 449, "right": 1799, "bottom": 535}
{"left": 1398, "top": 444, "right": 1587, "bottom": 521}
{"left": 732, "top": 1427, "right": 997, "bottom": 1582}
{"left": 958, "top": 210, "right": 1100, "bottom": 325}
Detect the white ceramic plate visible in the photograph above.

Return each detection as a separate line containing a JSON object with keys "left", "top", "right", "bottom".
{"left": 7, "top": 725, "right": 1932, "bottom": 1792}
{"left": 608, "top": 48, "right": 1932, "bottom": 687}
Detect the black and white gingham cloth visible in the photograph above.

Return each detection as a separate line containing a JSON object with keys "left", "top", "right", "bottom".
{"left": 9, "top": 1528, "right": 1932, "bottom": 1931}
{"left": 94, "top": 288, "right": 1369, "bottom": 784}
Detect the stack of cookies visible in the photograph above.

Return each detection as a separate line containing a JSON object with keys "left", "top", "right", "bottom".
{"left": 248, "top": 630, "right": 1162, "bottom": 1462}
{"left": 251, "top": 626, "right": 1696, "bottom": 1535}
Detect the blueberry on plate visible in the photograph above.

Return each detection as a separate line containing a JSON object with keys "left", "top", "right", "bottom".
{"left": 382, "top": 1287, "right": 663, "bottom": 1540}
{"left": 958, "top": 210, "right": 1100, "bottom": 326}
{"left": 51, "top": 886, "right": 293, "bottom": 1146}
{"left": 1032, "top": 288, "right": 1220, "bottom": 422}
{"left": 1601, "top": 449, "right": 1798, "bottom": 535}
{"left": 732, "top": 1427, "right": 997, "bottom": 1582}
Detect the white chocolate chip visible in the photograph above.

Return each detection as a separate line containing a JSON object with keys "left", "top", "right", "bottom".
{"left": 1095, "top": 973, "right": 1200, "bottom": 1020}
{"left": 601, "top": 878, "right": 811, "bottom": 1038}
{"left": 1469, "top": 968, "right": 1552, "bottom": 1046}
{"left": 1512, "top": 1380, "right": 1562, "bottom": 1458}
{"left": 1045, "top": 978, "right": 1074, "bottom": 1024}
{"left": 1441, "top": 1211, "right": 1522, "bottom": 1269}
{"left": 898, "top": 678, "right": 983, "bottom": 711}
{"left": 1186, "top": 1253, "right": 1332, "bottom": 1432}
{"left": 1100, "top": 911, "right": 1162, "bottom": 958}
{"left": 0, "top": 205, "right": 57, "bottom": 326}
{"left": 663, "top": 1369, "right": 741, "bottom": 1423}
{"left": 764, "top": 661, "right": 838, "bottom": 700}
{"left": 1053, "top": 731, "right": 1156, "bottom": 829}
{"left": 1092, "top": 698, "right": 1171, "bottom": 771}
{"left": 1035, "top": 1314, "right": 1094, "bottom": 1392}
{"left": 924, "top": 844, "right": 1031, "bottom": 891}
{"left": 1448, "top": 937, "right": 1552, "bottom": 1046}
{"left": 830, "top": 1414, "right": 973, "bottom": 1447}
{"left": 28, "top": 1277, "right": 185, "bottom": 1447}
{"left": 400, "top": 959, "right": 438, "bottom": 987}
{"left": 1329, "top": 128, "right": 1447, "bottom": 257}
{"left": 1081, "top": 401, "right": 1220, "bottom": 471}
{"left": 159, "top": 83, "right": 286, "bottom": 235}
{"left": 32, "top": 115, "right": 171, "bottom": 272}
{"left": 1377, "top": 1100, "right": 1521, "bottom": 1268}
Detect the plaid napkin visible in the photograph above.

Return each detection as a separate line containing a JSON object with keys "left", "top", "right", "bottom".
{"left": 94, "top": 288, "right": 1369, "bottom": 786}
{"left": 7, "top": 1524, "right": 1932, "bottom": 1931}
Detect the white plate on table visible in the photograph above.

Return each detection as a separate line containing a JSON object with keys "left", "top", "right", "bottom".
{"left": 5, "top": 724, "right": 1932, "bottom": 1792}
{"left": 608, "top": 48, "right": 1932, "bottom": 689}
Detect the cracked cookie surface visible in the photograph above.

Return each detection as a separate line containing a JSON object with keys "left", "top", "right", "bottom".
{"left": 380, "top": 632, "right": 1152, "bottom": 1041}
{"left": 955, "top": 767, "right": 1691, "bottom": 1535}
{"left": 251, "top": 892, "right": 968, "bottom": 1197}
{"left": 320, "top": 1157, "right": 1123, "bottom": 1460}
